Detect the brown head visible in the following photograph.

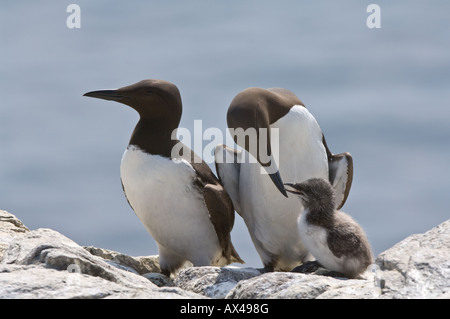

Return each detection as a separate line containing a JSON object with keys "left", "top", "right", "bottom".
{"left": 84, "top": 79, "right": 183, "bottom": 157}
{"left": 285, "top": 178, "right": 336, "bottom": 217}
{"left": 227, "top": 87, "right": 304, "bottom": 197}
{"left": 83, "top": 79, "right": 182, "bottom": 129}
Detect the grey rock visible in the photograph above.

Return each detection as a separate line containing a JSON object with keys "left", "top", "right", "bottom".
{"left": 0, "top": 213, "right": 204, "bottom": 299}
{"left": 0, "top": 211, "right": 29, "bottom": 234}
{"left": 226, "top": 271, "right": 381, "bottom": 299}
{"left": 2, "top": 228, "right": 140, "bottom": 286}
{"left": 142, "top": 273, "right": 174, "bottom": 287}
{"left": 0, "top": 264, "right": 200, "bottom": 299}
{"left": 83, "top": 246, "right": 161, "bottom": 274}
{"left": 83, "top": 246, "right": 192, "bottom": 280}
{"left": 376, "top": 220, "right": 450, "bottom": 298}
{"left": 174, "top": 266, "right": 262, "bottom": 298}
{"left": 0, "top": 210, "right": 29, "bottom": 261}
{"left": 1, "top": 210, "right": 449, "bottom": 299}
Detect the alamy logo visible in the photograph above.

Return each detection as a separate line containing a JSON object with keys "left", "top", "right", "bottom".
{"left": 67, "top": 4, "right": 381, "bottom": 30}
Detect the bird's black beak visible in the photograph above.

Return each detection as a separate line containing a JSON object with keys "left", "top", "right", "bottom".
{"left": 83, "top": 89, "right": 127, "bottom": 102}
{"left": 284, "top": 183, "right": 302, "bottom": 195}
{"left": 268, "top": 171, "right": 288, "bottom": 198}
{"left": 259, "top": 152, "right": 288, "bottom": 198}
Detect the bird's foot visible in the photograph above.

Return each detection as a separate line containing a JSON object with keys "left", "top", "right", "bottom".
{"left": 291, "top": 260, "right": 322, "bottom": 273}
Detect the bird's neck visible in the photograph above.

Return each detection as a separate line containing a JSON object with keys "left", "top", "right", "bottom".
{"left": 304, "top": 204, "right": 334, "bottom": 227}
{"left": 129, "top": 118, "right": 179, "bottom": 158}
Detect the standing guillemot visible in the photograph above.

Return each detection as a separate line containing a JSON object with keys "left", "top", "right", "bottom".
{"left": 215, "top": 87, "right": 353, "bottom": 271}
{"left": 285, "top": 178, "right": 373, "bottom": 278}
{"left": 83, "top": 79, "right": 243, "bottom": 276}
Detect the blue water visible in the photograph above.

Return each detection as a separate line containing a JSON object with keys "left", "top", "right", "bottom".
{"left": 1, "top": 1, "right": 449, "bottom": 268}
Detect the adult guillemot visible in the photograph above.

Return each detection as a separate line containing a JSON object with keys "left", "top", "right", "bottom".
{"left": 285, "top": 178, "right": 373, "bottom": 278}
{"left": 215, "top": 87, "right": 353, "bottom": 271}
{"left": 84, "top": 79, "right": 243, "bottom": 276}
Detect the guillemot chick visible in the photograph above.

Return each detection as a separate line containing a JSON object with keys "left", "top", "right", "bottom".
{"left": 285, "top": 178, "right": 373, "bottom": 278}
{"left": 83, "top": 79, "right": 243, "bottom": 276}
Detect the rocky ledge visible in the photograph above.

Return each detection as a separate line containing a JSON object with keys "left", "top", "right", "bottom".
{"left": 1, "top": 210, "right": 449, "bottom": 299}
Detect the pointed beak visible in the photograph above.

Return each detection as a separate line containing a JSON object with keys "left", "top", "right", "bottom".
{"left": 260, "top": 152, "right": 288, "bottom": 198}
{"left": 83, "top": 89, "right": 127, "bottom": 102}
{"left": 269, "top": 171, "right": 288, "bottom": 197}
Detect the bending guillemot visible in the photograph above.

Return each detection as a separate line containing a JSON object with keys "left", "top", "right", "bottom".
{"left": 215, "top": 87, "right": 353, "bottom": 271}
{"left": 84, "top": 79, "right": 243, "bottom": 276}
{"left": 285, "top": 178, "right": 373, "bottom": 278}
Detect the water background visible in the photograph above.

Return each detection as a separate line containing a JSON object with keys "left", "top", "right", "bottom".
{"left": 1, "top": 1, "right": 449, "bottom": 268}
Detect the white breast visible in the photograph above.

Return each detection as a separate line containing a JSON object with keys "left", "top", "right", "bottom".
{"left": 239, "top": 106, "right": 329, "bottom": 269}
{"left": 297, "top": 210, "right": 344, "bottom": 272}
{"left": 120, "top": 145, "right": 220, "bottom": 264}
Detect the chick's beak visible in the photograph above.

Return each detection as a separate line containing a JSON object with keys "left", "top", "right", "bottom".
{"left": 284, "top": 183, "right": 302, "bottom": 195}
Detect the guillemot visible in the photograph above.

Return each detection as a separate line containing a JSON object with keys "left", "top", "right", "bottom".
{"left": 285, "top": 178, "right": 373, "bottom": 278}
{"left": 215, "top": 87, "right": 353, "bottom": 271}
{"left": 84, "top": 79, "right": 243, "bottom": 276}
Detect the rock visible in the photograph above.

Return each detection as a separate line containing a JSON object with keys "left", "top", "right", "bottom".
{"left": 174, "top": 266, "right": 262, "bottom": 298}
{"left": 376, "top": 220, "right": 450, "bottom": 298}
{"left": 142, "top": 273, "right": 174, "bottom": 287}
{"left": 0, "top": 264, "right": 201, "bottom": 299}
{"left": 226, "top": 271, "right": 381, "bottom": 299}
{"left": 0, "top": 210, "right": 449, "bottom": 299}
{"left": 2, "top": 228, "right": 151, "bottom": 287}
{"left": 0, "top": 212, "right": 204, "bottom": 299}
{"left": 0, "top": 210, "right": 29, "bottom": 261}
{"left": 0, "top": 211, "right": 29, "bottom": 234}
{"left": 83, "top": 246, "right": 161, "bottom": 274}
{"left": 83, "top": 246, "right": 191, "bottom": 286}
